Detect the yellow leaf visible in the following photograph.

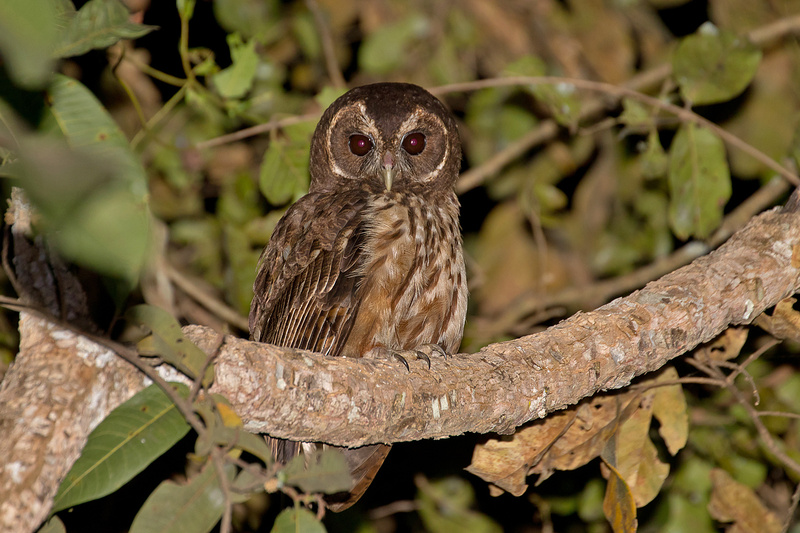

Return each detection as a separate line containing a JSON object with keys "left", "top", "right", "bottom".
{"left": 616, "top": 395, "right": 669, "bottom": 507}
{"left": 601, "top": 458, "right": 638, "bottom": 533}
{"left": 216, "top": 402, "right": 243, "bottom": 428}
{"left": 651, "top": 367, "right": 689, "bottom": 455}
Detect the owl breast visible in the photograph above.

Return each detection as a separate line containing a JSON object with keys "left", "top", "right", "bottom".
{"left": 341, "top": 190, "right": 468, "bottom": 357}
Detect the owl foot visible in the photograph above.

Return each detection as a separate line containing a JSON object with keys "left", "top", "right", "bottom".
{"left": 368, "top": 344, "right": 448, "bottom": 371}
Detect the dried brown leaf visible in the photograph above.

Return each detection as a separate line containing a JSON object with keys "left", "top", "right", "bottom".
{"left": 754, "top": 297, "right": 800, "bottom": 343}
{"left": 695, "top": 327, "right": 750, "bottom": 363}
{"left": 708, "top": 469, "right": 781, "bottom": 533}
{"left": 466, "top": 409, "right": 577, "bottom": 496}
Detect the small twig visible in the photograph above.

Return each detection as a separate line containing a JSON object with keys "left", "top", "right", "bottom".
{"left": 757, "top": 411, "right": 800, "bottom": 420}
{"left": 131, "top": 84, "right": 188, "bottom": 150}
{"left": 628, "top": 376, "right": 727, "bottom": 391}
{"left": 210, "top": 447, "right": 234, "bottom": 533}
{"left": 782, "top": 480, "right": 800, "bottom": 533}
{"left": 119, "top": 48, "right": 187, "bottom": 87}
{"left": 716, "top": 360, "right": 761, "bottom": 405}
{"left": 367, "top": 500, "right": 420, "bottom": 520}
{"left": 165, "top": 262, "right": 249, "bottom": 332}
{"left": 723, "top": 338, "right": 781, "bottom": 390}
{"left": 189, "top": 332, "right": 225, "bottom": 403}
{"left": 686, "top": 356, "right": 800, "bottom": 478}
{"left": 305, "top": 0, "right": 346, "bottom": 89}
{"left": 178, "top": 5, "right": 196, "bottom": 86}
{"left": 194, "top": 113, "right": 318, "bottom": 150}
{"left": 109, "top": 45, "right": 149, "bottom": 129}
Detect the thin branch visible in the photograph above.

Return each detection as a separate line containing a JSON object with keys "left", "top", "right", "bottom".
{"left": 439, "top": 15, "right": 800, "bottom": 194}
{"left": 165, "top": 262, "right": 249, "bottom": 332}
{"left": 194, "top": 114, "right": 318, "bottom": 150}
{"left": 368, "top": 500, "right": 419, "bottom": 520}
{"left": 758, "top": 411, "right": 800, "bottom": 420}
{"left": 436, "top": 75, "right": 800, "bottom": 187}
{"left": 210, "top": 447, "right": 234, "bottom": 533}
{"left": 305, "top": 0, "right": 346, "bottom": 89}
{"left": 687, "top": 356, "right": 800, "bottom": 478}
{"left": 782, "top": 480, "right": 800, "bottom": 533}
{"left": 130, "top": 84, "right": 188, "bottom": 150}
{"left": 723, "top": 338, "right": 781, "bottom": 388}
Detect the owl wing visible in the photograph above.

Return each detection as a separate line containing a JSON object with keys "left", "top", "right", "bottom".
{"left": 249, "top": 189, "right": 391, "bottom": 511}
{"left": 249, "top": 190, "right": 367, "bottom": 355}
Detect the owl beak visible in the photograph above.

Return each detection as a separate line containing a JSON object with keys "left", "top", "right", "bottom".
{"left": 381, "top": 151, "right": 396, "bottom": 191}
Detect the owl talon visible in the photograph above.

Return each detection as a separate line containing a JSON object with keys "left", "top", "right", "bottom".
{"left": 423, "top": 343, "right": 448, "bottom": 359}
{"left": 391, "top": 351, "right": 410, "bottom": 372}
{"left": 415, "top": 350, "right": 431, "bottom": 369}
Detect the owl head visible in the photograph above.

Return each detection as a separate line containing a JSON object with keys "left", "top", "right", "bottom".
{"left": 308, "top": 83, "right": 461, "bottom": 195}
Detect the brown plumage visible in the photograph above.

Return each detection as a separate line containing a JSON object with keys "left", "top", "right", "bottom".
{"left": 249, "top": 83, "right": 467, "bottom": 510}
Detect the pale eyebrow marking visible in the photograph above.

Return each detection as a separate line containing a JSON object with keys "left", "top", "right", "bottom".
{"left": 327, "top": 103, "right": 381, "bottom": 179}
{"left": 400, "top": 111, "right": 448, "bottom": 182}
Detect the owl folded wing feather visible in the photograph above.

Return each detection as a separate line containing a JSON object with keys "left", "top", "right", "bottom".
{"left": 250, "top": 190, "right": 368, "bottom": 355}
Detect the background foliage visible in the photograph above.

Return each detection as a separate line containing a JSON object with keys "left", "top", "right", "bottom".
{"left": 3, "top": 0, "right": 800, "bottom": 532}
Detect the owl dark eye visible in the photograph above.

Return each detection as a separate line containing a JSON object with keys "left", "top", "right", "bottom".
{"left": 401, "top": 132, "right": 426, "bottom": 155}
{"left": 349, "top": 134, "right": 373, "bottom": 156}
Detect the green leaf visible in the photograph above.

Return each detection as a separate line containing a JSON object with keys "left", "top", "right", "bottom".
{"left": 222, "top": 223, "right": 260, "bottom": 315}
{"left": 315, "top": 86, "right": 347, "bottom": 111}
{"left": 126, "top": 304, "right": 215, "bottom": 385}
{"left": 667, "top": 123, "right": 731, "bottom": 239}
{"left": 54, "top": 0, "right": 158, "bottom": 58}
{"left": 52, "top": 384, "right": 191, "bottom": 513}
{"left": 205, "top": 424, "right": 274, "bottom": 466}
{"left": 281, "top": 449, "right": 353, "bottom": 495}
{"left": 619, "top": 98, "right": 654, "bottom": 129}
{"left": 15, "top": 75, "right": 150, "bottom": 281}
{"left": 177, "top": 0, "right": 196, "bottom": 21}
{"left": 0, "top": 0, "right": 61, "bottom": 88}
{"left": 673, "top": 23, "right": 762, "bottom": 106}
{"left": 129, "top": 461, "right": 232, "bottom": 533}
{"left": 271, "top": 507, "right": 327, "bottom": 533}
{"left": 504, "top": 55, "right": 581, "bottom": 127}
{"left": 640, "top": 130, "right": 668, "bottom": 179}
{"left": 212, "top": 33, "right": 258, "bottom": 99}
{"left": 212, "top": 0, "right": 280, "bottom": 42}
{"left": 38, "top": 516, "right": 67, "bottom": 533}
{"left": 292, "top": 12, "right": 321, "bottom": 61}
{"left": 359, "top": 15, "right": 430, "bottom": 75}
{"left": 258, "top": 132, "right": 310, "bottom": 205}
{"left": 417, "top": 477, "right": 502, "bottom": 533}
{"left": 46, "top": 76, "right": 147, "bottom": 195}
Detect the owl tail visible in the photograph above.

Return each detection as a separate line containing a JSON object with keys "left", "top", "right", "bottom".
{"left": 326, "top": 443, "right": 391, "bottom": 511}
{"left": 267, "top": 437, "right": 391, "bottom": 512}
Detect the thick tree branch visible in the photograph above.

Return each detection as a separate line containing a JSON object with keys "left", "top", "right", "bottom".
{"left": 194, "top": 197, "right": 800, "bottom": 445}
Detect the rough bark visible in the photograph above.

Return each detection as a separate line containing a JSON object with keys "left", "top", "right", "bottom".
{"left": 0, "top": 199, "right": 798, "bottom": 533}
{"left": 0, "top": 316, "right": 146, "bottom": 531}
